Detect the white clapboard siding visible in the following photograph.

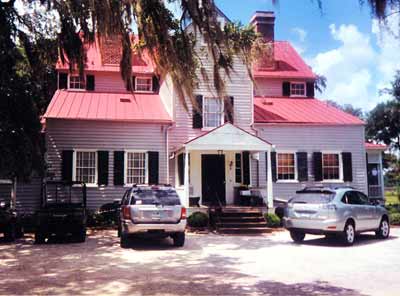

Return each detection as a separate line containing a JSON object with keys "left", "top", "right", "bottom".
{"left": 44, "top": 119, "right": 168, "bottom": 210}
{"left": 252, "top": 125, "right": 368, "bottom": 201}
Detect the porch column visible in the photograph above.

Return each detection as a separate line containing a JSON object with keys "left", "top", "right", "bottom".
{"left": 266, "top": 149, "right": 273, "bottom": 209}
{"left": 379, "top": 152, "right": 385, "bottom": 198}
{"left": 183, "top": 150, "right": 190, "bottom": 207}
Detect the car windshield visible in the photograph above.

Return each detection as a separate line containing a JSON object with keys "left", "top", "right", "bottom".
{"left": 290, "top": 193, "right": 336, "bottom": 204}
{"left": 131, "top": 188, "right": 181, "bottom": 206}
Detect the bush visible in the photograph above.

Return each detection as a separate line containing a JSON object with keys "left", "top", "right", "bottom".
{"left": 187, "top": 211, "right": 209, "bottom": 228}
{"left": 390, "top": 213, "right": 400, "bottom": 225}
{"left": 87, "top": 210, "right": 117, "bottom": 227}
{"left": 264, "top": 213, "right": 281, "bottom": 228}
{"left": 386, "top": 205, "right": 400, "bottom": 215}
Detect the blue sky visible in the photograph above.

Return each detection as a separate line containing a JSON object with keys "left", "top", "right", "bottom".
{"left": 216, "top": 0, "right": 400, "bottom": 110}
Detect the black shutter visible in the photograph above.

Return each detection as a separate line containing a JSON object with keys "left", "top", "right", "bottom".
{"left": 313, "top": 152, "right": 323, "bottom": 181}
{"left": 178, "top": 153, "right": 184, "bottom": 186}
{"left": 342, "top": 152, "right": 353, "bottom": 182}
{"left": 86, "top": 75, "right": 95, "bottom": 91}
{"left": 98, "top": 151, "right": 109, "bottom": 186}
{"left": 192, "top": 95, "right": 203, "bottom": 129}
{"left": 242, "top": 151, "right": 250, "bottom": 185}
{"left": 271, "top": 152, "right": 277, "bottom": 182}
{"left": 306, "top": 82, "right": 315, "bottom": 98}
{"left": 61, "top": 150, "right": 73, "bottom": 182}
{"left": 225, "top": 96, "right": 234, "bottom": 124}
{"left": 297, "top": 152, "right": 308, "bottom": 182}
{"left": 152, "top": 76, "right": 160, "bottom": 93}
{"left": 148, "top": 151, "right": 159, "bottom": 185}
{"left": 114, "top": 151, "right": 125, "bottom": 186}
{"left": 282, "top": 81, "right": 291, "bottom": 97}
{"left": 58, "top": 73, "right": 68, "bottom": 89}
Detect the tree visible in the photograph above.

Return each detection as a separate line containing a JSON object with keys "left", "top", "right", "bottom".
{"left": 325, "top": 100, "right": 364, "bottom": 119}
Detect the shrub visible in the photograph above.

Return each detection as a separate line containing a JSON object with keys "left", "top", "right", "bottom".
{"left": 386, "top": 205, "right": 400, "bottom": 215}
{"left": 187, "top": 211, "right": 209, "bottom": 228}
{"left": 390, "top": 213, "right": 400, "bottom": 225}
{"left": 264, "top": 213, "right": 281, "bottom": 228}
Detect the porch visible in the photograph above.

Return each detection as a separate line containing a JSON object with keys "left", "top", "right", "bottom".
{"left": 366, "top": 143, "right": 386, "bottom": 200}
{"left": 172, "top": 123, "right": 274, "bottom": 208}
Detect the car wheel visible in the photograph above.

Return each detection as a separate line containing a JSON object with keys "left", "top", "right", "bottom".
{"left": 172, "top": 232, "right": 185, "bottom": 247}
{"left": 34, "top": 231, "right": 46, "bottom": 244}
{"left": 290, "top": 230, "right": 305, "bottom": 243}
{"left": 4, "top": 225, "right": 16, "bottom": 242}
{"left": 343, "top": 222, "right": 355, "bottom": 246}
{"left": 120, "top": 233, "right": 130, "bottom": 248}
{"left": 15, "top": 224, "right": 24, "bottom": 239}
{"left": 375, "top": 218, "right": 390, "bottom": 239}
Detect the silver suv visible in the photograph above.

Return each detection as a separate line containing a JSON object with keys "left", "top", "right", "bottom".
{"left": 283, "top": 187, "right": 390, "bottom": 245}
{"left": 118, "top": 185, "right": 187, "bottom": 248}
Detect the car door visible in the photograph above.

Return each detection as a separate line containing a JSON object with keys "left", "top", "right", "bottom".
{"left": 356, "top": 191, "right": 379, "bottom": 230}
{"left": 346, "top": 191, "right": 368, "bottom": 231}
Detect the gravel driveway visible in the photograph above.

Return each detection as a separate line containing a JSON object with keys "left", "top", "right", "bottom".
{"left": 0, "top": 228, "right": 399, "bottom": 296}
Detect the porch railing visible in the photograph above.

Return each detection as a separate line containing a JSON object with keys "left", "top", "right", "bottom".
{"left": 368, "top": 185, "right": 383, "bottom": 198}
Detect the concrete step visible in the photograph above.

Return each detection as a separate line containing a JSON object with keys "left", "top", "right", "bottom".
{"left": 219, "top": 216, "right": 265, "bottom": 223}
{"left": 216, "top": 222, "right": 267, "bottom": 228}
{"left": 217, "top": 227, "right": 273, "bottom": 235}
{"left": 219, "top": 212, "right": 263, "bottom": 218}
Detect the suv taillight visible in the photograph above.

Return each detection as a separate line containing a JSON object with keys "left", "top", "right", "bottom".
{"left": 181, "top": 207, "right": 187, "bottom": 220}
{"left": 122, "top": 206, "right": 131, "bottom": 220}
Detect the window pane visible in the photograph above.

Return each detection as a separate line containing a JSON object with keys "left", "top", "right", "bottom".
{"left": 277, "top": 153, "right": 295, "bottom": 180}
{"left": 75, "top": 151, "right": 96, "bottom": 184}
{"left": 126, "top": 152, "right": 146, "bottom": 184}
{"left": 322, "top": 154, "right": 340, "bottom": 180}
{"left": 135, "top": 77, "right": 152, "bottom": 91}
{"left": 203, "top": 97, "right": 223, "bottom": 128}
{"left": 290, "top": 83, "right": 305, "bottom": 96}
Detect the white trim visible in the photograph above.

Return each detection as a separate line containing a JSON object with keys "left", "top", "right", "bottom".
{"left": 135, "top": 76, "right": 153, "bottom": 92}
{"left": 290, "top": 81, "right": 306, "bottom": 97}
{"left": 124, "top": 150, "right": 148, "bottom": 186}
{"left": 276, "top": 151, "right": 298, "bottom": 181}
{"left": 321, "top": 151, "right": 343, "bottom": 182}
{"left": 72, "top": 149, "right": 98, "bottom": 186}
{"left": 202, "top": 96, "right": 225, "bottom": 130}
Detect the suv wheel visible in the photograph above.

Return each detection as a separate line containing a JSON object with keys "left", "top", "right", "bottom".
{"left": 376, "top": 218, "right": 390, "bottom": 239}
{"left": 172, "top": 232, "right": 185, "bottom": 247}
{"left": 343, "top": 222, "right": 355, "bottom": 246}
{"left": 4, "top": 224, "right": 16, "bottom": 242}
{"left": 290, "top": 230, "right": 305, "bottom": 243}
{"left": 120, "top": 233, "right": 130, "bottom": 248}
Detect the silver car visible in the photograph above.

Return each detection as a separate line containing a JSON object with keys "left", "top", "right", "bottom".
{"left": 118, "top": 185, "right": 187, "bottom": 248}
{"left": 283, "top": 187, "right": 390, "bottom": 245}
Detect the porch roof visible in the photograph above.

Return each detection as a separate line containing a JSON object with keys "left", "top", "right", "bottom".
{"left": 183, "top": 123, "right": 272, "bottom": 151}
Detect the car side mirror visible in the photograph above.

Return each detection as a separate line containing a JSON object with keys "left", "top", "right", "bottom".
{"left": 370, "top": 199, "right": 379, "bottom": 206}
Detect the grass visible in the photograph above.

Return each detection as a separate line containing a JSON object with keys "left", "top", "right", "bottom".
{"left": 385, "top": 190, "right": 400, "bottom": 205}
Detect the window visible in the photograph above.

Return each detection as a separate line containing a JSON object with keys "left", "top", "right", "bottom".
{"left": 322, "top": 153, "right": 341, "bottom": 180}
{"left": 235, "top": 153, "right": 242, "bottom": 183}
{"left": 69, "top": 75, "right": 84, "bottom": 90}
{"left": 290, "top": 82, "right": 306, "bottom": 96}
{"left": 75, "top": 151, "right": 97, "bottom": 184}
{"left": 135, "top": 77, "right": 152, "bottom": 92}
{"left": 126, "top": 152, "right": 147, "bottom": 185}
{"left": 277, "top": 153, "right": 296, "bottom": 180}
{"left": 203, "top": 97, "right": 224, "bottom": 128}
{"left": 343, "top": 191, "right": 368, "bottom": 205}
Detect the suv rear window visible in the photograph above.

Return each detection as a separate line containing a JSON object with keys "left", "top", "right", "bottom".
{"left": 131, "top": 188, "right": 181, "bottom": 206}
{"left": 290, "top": 193, "right": 336, "bottom": 204}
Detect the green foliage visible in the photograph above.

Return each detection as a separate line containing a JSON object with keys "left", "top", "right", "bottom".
{"left": 187, "top": 211, "right": 209, "bottom": 228}
{"left": 87, "top": 210, "right": 117, "bottom": 227}
{"left": 315, "top": 74, "right": 327, "bottom": 93}
{"left": 390, "top": 213, "right": 400, "bottom": 225}
{"left": 325, "top": 100, "right": 364, "bottom": 119}
{"left": 264, "top": 213, "right": 281, "bottom": 228}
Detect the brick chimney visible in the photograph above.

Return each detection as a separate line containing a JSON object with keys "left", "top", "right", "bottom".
{"left": 250, "top": 11, "right": 275, "bottom": 42}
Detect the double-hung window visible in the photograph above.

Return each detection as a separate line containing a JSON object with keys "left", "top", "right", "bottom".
{"left": 69, "top": 75, "right": 84, "bottom": 90}
{"left": 322, "top": 153, "right": 341, "bottom": 180}
{"left": 135, "top": 77, "right": 152, "bottom": 92}
{"left": 75, "top": 151, "right": 97, "bottom": 185}
{"left": 126, "top": 152, "right": 147, "bottom": 185}
{"left": 277, "top": 153, "right": 296, "bottom": 180}
{"left": 203, "top": 97, "right": 224, "bottom": 128}
{"left": 290, "top": 82, "right": 306, "bottom": 96}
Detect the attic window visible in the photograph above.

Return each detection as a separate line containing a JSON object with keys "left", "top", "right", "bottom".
{"left": 135, "top": 77, "right": 152, "bottom": 92}
{"left": 290, "top": 82, "right": 306, "bottom": 97}
{"left": 120, "top": 98, "right": 131, "bottom": 103}
{"left": 69, "top": 75, "right": 84, "bottom": 90}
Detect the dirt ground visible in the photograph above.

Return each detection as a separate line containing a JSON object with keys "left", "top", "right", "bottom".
{"left": 0, "top": 228, "right": 399, "bottom": 296}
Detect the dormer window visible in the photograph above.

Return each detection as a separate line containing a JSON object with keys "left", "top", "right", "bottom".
{"left": 290, "top": 82, "right": 306, "bottom": 97}
{"left": 135, "top": 77, "right": 152, "bottom": 92}
{"left": 203, "top": 97, "right": 224, "bottom": 129}
{"left": 69, "top": 75, "right": 84, "bottom": 90}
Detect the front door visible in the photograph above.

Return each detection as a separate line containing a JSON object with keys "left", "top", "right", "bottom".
{"left": 367, "top": 164, "right": 382, "bottom": 198}
{"left": 201, "top": 154, "right": 226, "bottom": 206}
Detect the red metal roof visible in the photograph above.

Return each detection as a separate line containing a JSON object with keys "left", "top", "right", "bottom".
{"left": 365, "top": 142, "right": 387, "bottom": 150}
{"left": 44, "top": 90, "right": 172, "bottom": 123}
{"left": 253, "top": 41, "right": 316, "bottom": 80}
{"left": 56, "top": 36, "right": 155, "bottom": 74}
{"left": 254, "top": 97, "right": 365, "bottom": 125}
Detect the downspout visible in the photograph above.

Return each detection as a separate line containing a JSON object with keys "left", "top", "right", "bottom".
{"left": 165, "top": 123, "right": 174, "bottom": 184}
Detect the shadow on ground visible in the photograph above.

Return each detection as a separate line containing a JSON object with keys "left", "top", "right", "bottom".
{"left": 0, "top": 230, "right": 368, "bottom": 295}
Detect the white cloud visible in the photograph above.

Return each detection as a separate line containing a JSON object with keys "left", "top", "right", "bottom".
{"left": 292, "top": 27, "right": 308, "bottom": 42}
{"left": 290, "top": 27, "right": 307, "bottom": 55}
